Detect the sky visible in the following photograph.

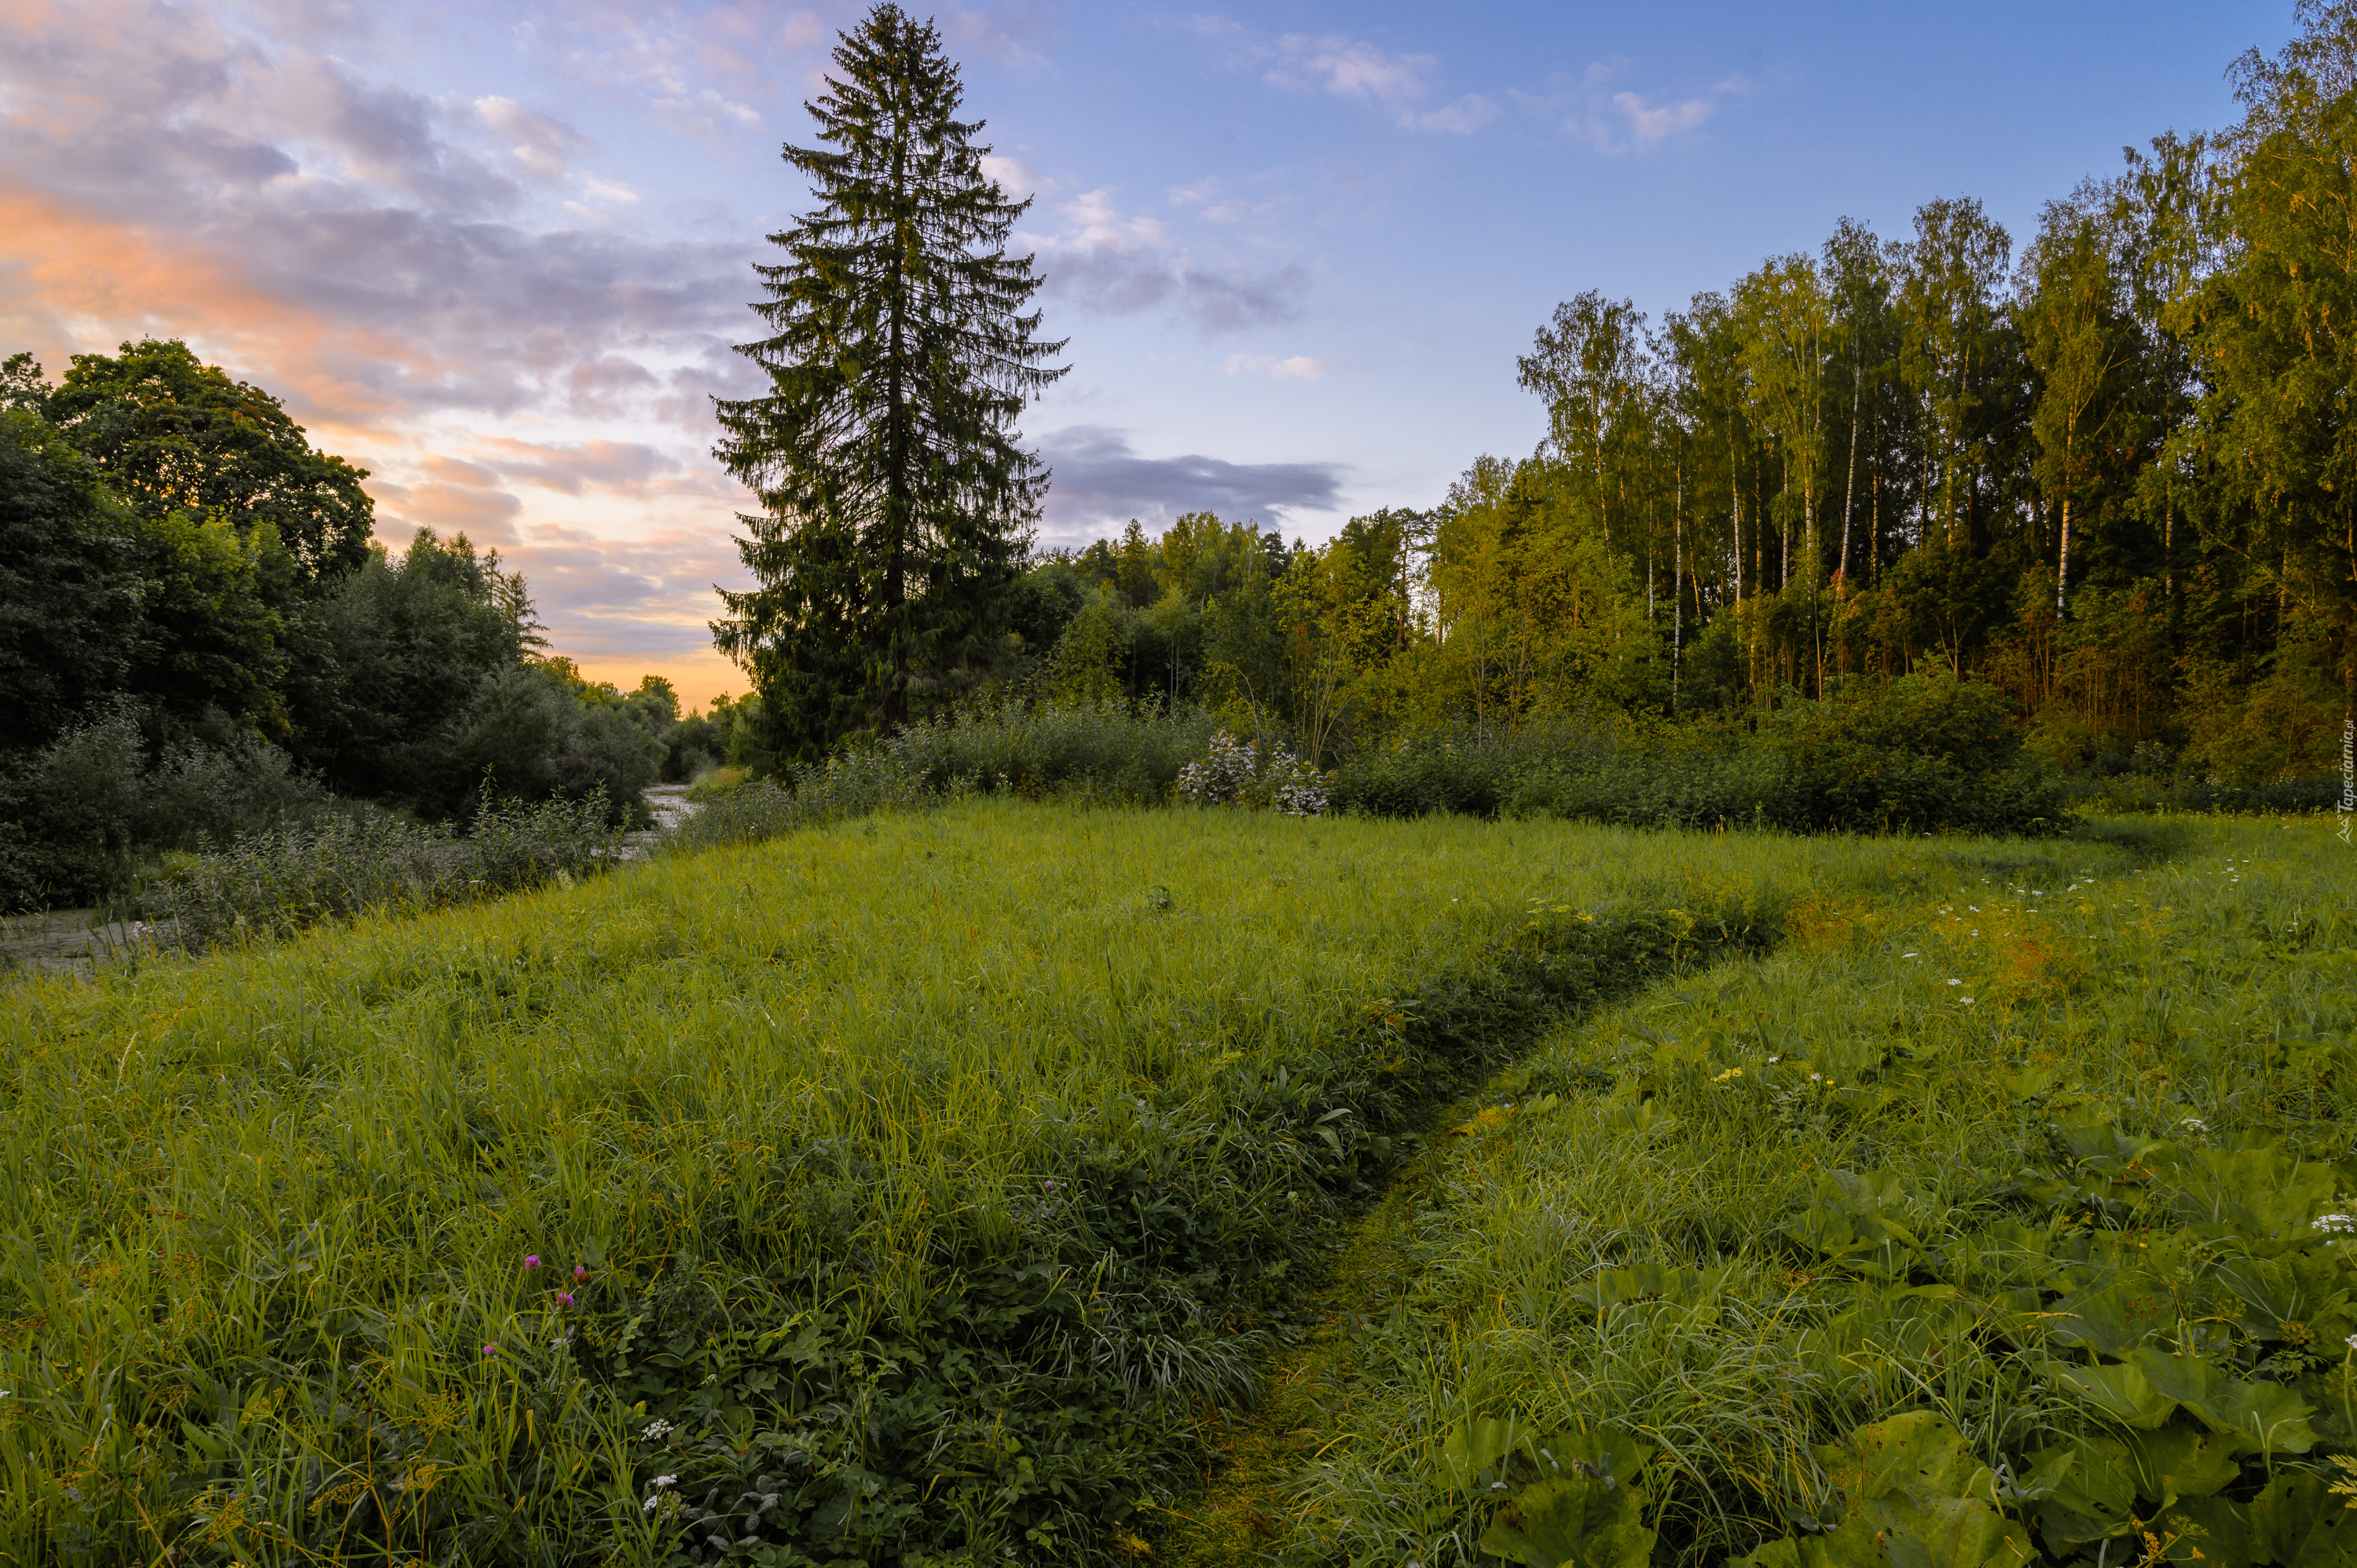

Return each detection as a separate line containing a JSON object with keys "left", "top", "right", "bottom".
{"left": 0, "top": 0, "right": 2296, "bottom": 708}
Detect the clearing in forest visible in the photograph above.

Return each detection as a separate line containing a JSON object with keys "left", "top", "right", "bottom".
{"left": 0, "top": 804, "right": 2337, "bottom": 1565}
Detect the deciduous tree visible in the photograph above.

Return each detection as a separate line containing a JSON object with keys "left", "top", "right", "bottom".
{"left": 42, "top": 339, "right": 374, "bottom": 582}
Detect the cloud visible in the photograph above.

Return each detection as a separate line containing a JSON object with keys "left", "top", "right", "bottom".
{"left": 1609, "top": 90, "right": 1716, "bottom": 146}
{"left": 1036, "top": 425, "right": 1343, "bottom": 539}
{"left": 1167, "top": 176, "right": 1263, "bottom": 224}
{"left": 1409, "top": 93, "right": 1500, "bottom": 134}
{"left": 1191, "top": 18, "right": 1485, "bottom": 135}
{"left": 981, "top": 152, "right": 1056, "bottom": 203}
{"left": 1267, "top": 34, "right": 1433, "bottom": 104}
{"left": 1223, "top": 353, "right": 1325, "bottom": 380}
{"left": 1525, "top": 60, "right": 1745, "bottom": 152}
{"left": 390, "top": 479, "right": 525, "bottom": 546}
{"left": 475, "top": 96, "right": 589, "bottom": 181}
{"left": 649, "top": 86, "right": 760, "bottom": 137}
{"left": 0, "top": 0, "right": 753, "bottom": 437}
{"left": 467, "top": 436, "right": 706, "bottom": 497}
{"left": 1023, "top": 189, "right": 1307, "bottom": 336}
{"left": 938, "top": 3, "right": 1063, "bottom": 70}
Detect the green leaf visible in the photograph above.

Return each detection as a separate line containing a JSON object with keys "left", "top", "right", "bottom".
{"left": 1568, "top": 1262, "right": 1722, "bottom": 1313}
{"left": 2121, "top": 1347, "right": 2230, "bottom": 1410}
{"left": 1437, "top": 1416, "right": 1651, "bottom": 1500}
{"left": 1815, "top": 1412, "right": 1995, "bottom": 1504}
{"left": 1863, "top": 1488, "right": 2036, "bottom": 1568}
{"left": 1725, "top": 1543, "right": 1810, "bottom": 1568}
{"left": 2165, "top": 1145, "right": 2337, "bottom": 1241}
{"left": 2213, "top": 1254, "right": 2353, "bottom": 1343}
{"left": 2159, "top": 1495, "right": 2255, "bottom": 1564}
{"left": 2201, "top": 1376, "right": 2319, "bottom": 1455}
{"left": 2021, "top": 1435, "right": 2139, "bottom": 1546}
{"left": 2043, "top": 1278, "right": 2172, "bottom": 1355}
{"left": 1439, "top": 1416, "right": 1529, "bottom": 1492}
{"left": 1477, "top": 1473, "right": 1654, "bottom": 1568}
{"left": 2055, "top": 1359, "right": 2179, "bottom": 1429}
{"left": 2121, "top": 1421, "right": 2243, "bottom": 1502}
{"left": 2251, "top": 1470, "right": 2357, "bottom": 1566}
{"left": 2124, "top": 1348, "right": 2318, "bottom": 1452}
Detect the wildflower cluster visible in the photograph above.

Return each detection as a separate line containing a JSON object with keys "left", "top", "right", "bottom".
{"left": 1176, "top": 730, "right": 1329, "bottom": 815}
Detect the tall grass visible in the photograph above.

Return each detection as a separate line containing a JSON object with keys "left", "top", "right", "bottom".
{"left": 0, "top": 804, "right": 1993, "bottom": 1566}
{"left": 1219, "top": 814, "right": 2352, "bottom": 1566}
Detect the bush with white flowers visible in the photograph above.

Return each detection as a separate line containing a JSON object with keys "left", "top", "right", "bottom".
{"left": 1176, "top": 731, "right": 1329, "bottom": 816}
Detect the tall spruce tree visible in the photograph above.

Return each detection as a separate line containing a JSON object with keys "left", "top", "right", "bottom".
{"left": 713, "top": 4, "right": 1065, "bottom": 764}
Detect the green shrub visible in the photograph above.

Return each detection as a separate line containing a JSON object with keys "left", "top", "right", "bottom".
{"left": 0, "top": 705, "right": 333, "bottom": 910}
{"left": 1344, "top": 678, "right": 2070, "bottom": 837}
{"left": 668, "top": 699, "right": 1226, "bottom": 852}
{"left": 1331, "top": 735, "right": 1520, "bottom": 818}
{"left": 1755, "top": 671, "right": 2066, "bottom": 834}
{"left": 150, "top": 789, "right": 624, "bottom": 947}
{"left": 2062, "top": 771, "right": 2342, "bottom": 815}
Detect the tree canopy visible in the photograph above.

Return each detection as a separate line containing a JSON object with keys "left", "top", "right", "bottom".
{"left": 40, "top": 339, "right": 376, "bottom": 582}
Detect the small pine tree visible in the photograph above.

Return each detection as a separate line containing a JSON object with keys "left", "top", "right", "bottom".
{"left": 713, "top": 3, "right": 1066, "bottom": 764}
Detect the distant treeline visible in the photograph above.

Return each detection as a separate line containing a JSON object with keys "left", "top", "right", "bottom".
{"left": 723, "top": 10, "right": 2352, "bottom": 791}
{"left": 0, "top": 341, "right": 713, "bottom": 910}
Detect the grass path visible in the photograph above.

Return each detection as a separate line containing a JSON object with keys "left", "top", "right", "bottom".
{"left": 1157, "top": 1086, "right": 1479, "bottom": 1565}
{"left": 1154, "top": 814, "right": 2351, "bottom": 1568}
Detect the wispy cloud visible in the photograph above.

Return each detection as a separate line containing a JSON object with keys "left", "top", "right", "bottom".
{"left": 1519, "top": 60, "right": 1747, "bottom": 152}
{"left": 1189, "top": 16, "right": 1485, "bottom": 135}
{"left": 1223, "top": 353, "right": 1325, "bottom": 380}
{"left": 1022, "top": 189, "right": 1308, "bottom": 336}
{"left": 1167, "top": 176, "right": 1266, "bottom": 224}
{"left": 475, "top": 96, "right": 588, "bottom": 181}
{"left": 1194, "top": 20, "right": 1735, "bottom": 151}
{"left": 1409, "top": 93, "right": 1500, "bottom": 135}
{"left": 1266, "top": 34, "right": 1434, "bottom": 104}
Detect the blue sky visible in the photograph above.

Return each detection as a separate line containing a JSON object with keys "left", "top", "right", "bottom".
{"left": 0, "top": 0, "right": 2292, "bottom": 702}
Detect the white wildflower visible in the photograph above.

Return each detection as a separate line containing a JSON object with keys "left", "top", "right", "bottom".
{"left": 642, "top": 1419, "right": 674, "bottom": 1440}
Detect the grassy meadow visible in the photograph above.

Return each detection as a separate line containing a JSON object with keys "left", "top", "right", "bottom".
{"left": 0, "top": 800, "right": 2340, "bottom": 1566}
{"left": 1168, "top": 814, "right": 2353, "bottom": 1567}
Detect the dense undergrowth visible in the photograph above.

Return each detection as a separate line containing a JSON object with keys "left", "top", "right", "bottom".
{"left": 75, "top": 674, "right": 2331, "bottom": 956}
{"left": 0, "top": 803, "right": 1905, "bottom": 1566}
{"left": 1186, "top": 814, "right": 2355, "bottom": 1566}
{"left": 148, "top": 789, "right": 628, "bottom": 948}
{"left": 681, "top": 678, "right": 2332, "bottom": 863}
{"left": 1332, "top": 676, "right": 2071, "bottom": 837}
{"left": 670, "top": 700, "right": 1226, "bottom": 852}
